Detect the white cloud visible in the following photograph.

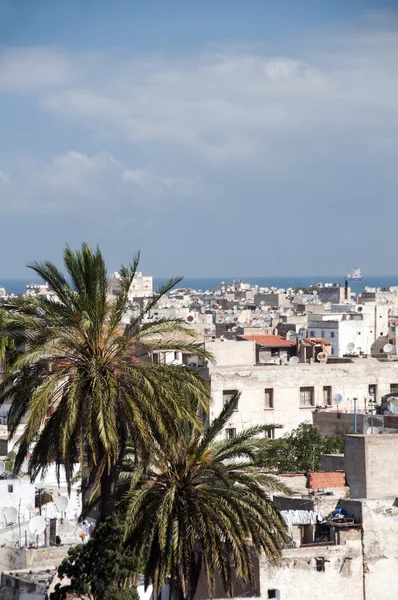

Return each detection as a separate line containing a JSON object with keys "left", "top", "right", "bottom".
{"left": 0, "top": 151, "right": 197, "bottom": 215}
{"left": 1, "top": 9, "right": 398, "bottom": 275}
{"left": 0, "top": 48, "right": 78, "bottom": 92}
{"left": 122, "top": 169, "right": 151, "bottom": 186}
{"left": 37, "top": 151, "right": 120, "bottom": 193}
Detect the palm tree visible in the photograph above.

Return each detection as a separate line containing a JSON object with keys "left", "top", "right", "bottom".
{"left": 123, "top": 393, "right": 290, "bottom": 600}
{"left": 0, "top": 243, "right": 211, "bottom": 518}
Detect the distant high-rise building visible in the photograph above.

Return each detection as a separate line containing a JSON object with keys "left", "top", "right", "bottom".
{"left": 108, "top": 271, "right": 153, "bottom": 301}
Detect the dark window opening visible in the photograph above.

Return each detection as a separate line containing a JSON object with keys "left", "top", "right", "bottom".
{"left": 316, "top": 558, "right": 325, "bottom": 572}
{"left": 225, "top": 428, "right": 236, "bottom": 439}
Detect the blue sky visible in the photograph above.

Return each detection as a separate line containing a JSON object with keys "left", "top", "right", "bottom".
{"left": 0, "top": 0, "right": 397, "bottom": 278}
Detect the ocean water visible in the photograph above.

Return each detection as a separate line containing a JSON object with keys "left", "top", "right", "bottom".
{"left": 2, "top": 275, "right": 398, "bottom": 296}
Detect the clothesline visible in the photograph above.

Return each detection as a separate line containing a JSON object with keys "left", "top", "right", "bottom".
{"left": 281, "top": 509, "right": 325, "bottom": 533}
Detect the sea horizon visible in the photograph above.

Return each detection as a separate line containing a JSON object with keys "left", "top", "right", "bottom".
{"left": 2, "top": 274, "right": 398, "bottom": 296}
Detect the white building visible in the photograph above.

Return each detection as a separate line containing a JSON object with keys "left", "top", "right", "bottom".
{"left": 308, "top": 302, "right": 390, "bottom": 357}
{"left": 206, "top": 339, "right": 398, "bottom": 439}
{"left": 108, "top": 271, "right": 153, "bottom": 301}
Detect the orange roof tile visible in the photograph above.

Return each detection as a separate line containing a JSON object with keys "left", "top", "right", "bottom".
{"left": 239, "top": 334, "right": 296, "bottom": 347}
{"left": 301, "top": 337, "right": 332, "bottom": 347}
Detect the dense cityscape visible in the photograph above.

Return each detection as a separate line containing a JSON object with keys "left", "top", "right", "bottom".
{"left": 1, "top": 0, "right": 397, "bottom": 598}
{"left": 0, "top": 253, "right": 397, "bottom": 599}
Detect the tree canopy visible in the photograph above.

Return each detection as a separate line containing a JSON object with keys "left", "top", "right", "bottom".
{"left": 50, "top": 513, "right": 139, "bottom": 600}
{"left": 122, "top": 393, "right": 290, "bottom": 600}
{"left": 0, "top": 243, "right": 211, "bottom": 517}
{"left": 261, "top": 422, "right": 344, "bottom": 472}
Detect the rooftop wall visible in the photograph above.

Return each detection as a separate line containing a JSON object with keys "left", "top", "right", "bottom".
{"left": 345, "top": 435, "right": 398, "bottom": 499}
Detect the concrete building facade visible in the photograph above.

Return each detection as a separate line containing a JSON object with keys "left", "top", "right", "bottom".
{"left": 207, "top": 340, "right": 398, "bottom": 438}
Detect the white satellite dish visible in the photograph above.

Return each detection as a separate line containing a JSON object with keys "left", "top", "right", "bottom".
{"left": 289, "top": 356, "right": 299, "bottom": 365}
{"left": 29, "top": 515, "right": 46, "bottom": 535}
{"left": 347, "top": 343, "right": 355, "bottom": 352}
{"left": 0, "top": 461, "right": 5, "bottom": 475}
{"left": 383, "top": 343, "right": 393, "bottom": 353}
{"left": 366, "top": 426, "right": 380, "bottom": 435}
{"left": 333, "top": 393, "right": 343, "bottom": 407}
{"left": 317, "top": 352, "right": 327, "bottom": 362}
{"left": 54, "top": 495, "right": 69, "bottom": 512}
{"left": 4, "top": 507, "right": 17, "bottom": 525}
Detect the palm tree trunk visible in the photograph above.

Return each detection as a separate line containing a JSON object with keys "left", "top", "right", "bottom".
{"left": 100, "top": 463, "right": 119, "bottom": 519}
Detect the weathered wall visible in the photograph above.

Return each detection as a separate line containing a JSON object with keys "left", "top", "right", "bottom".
{"left": 258, "top": 543, "right": 363, "bottom": 600}
{"left": 209, "top": 357, "right": 398, "bottom": 438}
{"left": 345, "top": 435, "right": 398, "bottom": 499}
{"left": 313, "top": 411, "right": 386, "bottom": 436}
{"left": 0, "top": 544, "right": 69, "bottom": 572}
{"left": 320, "top": 454, "right": 345, "bottom": 471}
{"left": 361, "top": 500, "right": 398, "bottom": 600}
{"left": 206, "top": 340, "right": 255, "bottom": 367}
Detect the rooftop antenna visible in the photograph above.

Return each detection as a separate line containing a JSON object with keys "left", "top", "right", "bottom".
{"left": 289, "top": 356, "right": 299, "bottom": 365}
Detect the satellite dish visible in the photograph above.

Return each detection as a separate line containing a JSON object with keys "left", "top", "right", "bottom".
{"left": 317, "top": 352, "right": 327, "bottom": 362}
{"left": 3, "top": 507, "right": 17, "bottom": 525}
{"left": 1, "top": 586, "right": 14, "bottom": 600}
{"left": 347, "top": 343, "right": 355, "bottom": 352}
{"left": 366, "top": 426, "right": 380, "bottom": 435}
{"left": 289, "top": 356, "right": 299, "bottom": 365}
{"left": 54, "top": 495, "right": 69, "bottom": 512}
{"left": 333, "top": 393, "right": 343, "bottom": 406}
{"left": 29, "top": 515, "right": 46, "bottom": 535}
{"left": 383, "top": 343, "right": 393, "bottom": 353}
{"left": 0, "top": 461, "right": 5, "bottom": 475}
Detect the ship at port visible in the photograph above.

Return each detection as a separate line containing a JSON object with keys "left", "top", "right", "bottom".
{"left": 347, "top": 268, "right": 362, "bottom": 280}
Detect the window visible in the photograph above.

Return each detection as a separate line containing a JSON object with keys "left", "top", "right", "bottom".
{"left": 330, "top": 332, "right": 335, "bottom": 338}
{"left": 380, "top": 332, "right": 384, "bottom": 337}
{"left": 323, "top": 386, "right": 332, "bottom": 405}
{"left": 331, "top": 347, "right": 335, "bottom": 356}
{"left": 369, "top": 384, "right": 377, "bottom": 402}
{"left": 316, "top": 558, "right": 325, "bottom": 573}
{"left": 310, "top": 331, "right": 315, "bottom": 337}
{"left": 300, "top": 387, "right": 314, "bottom": 407}
{"left": 223, "top": 389, "right": 238, "bottom": 407}
{"left": 321, "top": 330, "right": 325, "bottom": 338}
{"left": 391, "top": 384, "right": 398, "bottom": 394}
{"left": 7, "top": 485, "right": 13, "bottom": 493}
{"left": 264, "top": 388, "right": 274, "bottom": 409}
{"left": 225, "top": 428, "right": 236, "bottom": 439}
{"left": 265, "top": 428, "right": 275, "bottom": 439}
{"left": 268, "top": 590, "right": 280, "bottom": 599}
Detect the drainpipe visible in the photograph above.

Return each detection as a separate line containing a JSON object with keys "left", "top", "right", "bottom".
{"left": 353, "top": 397, "right": 357, "bottom": 433}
